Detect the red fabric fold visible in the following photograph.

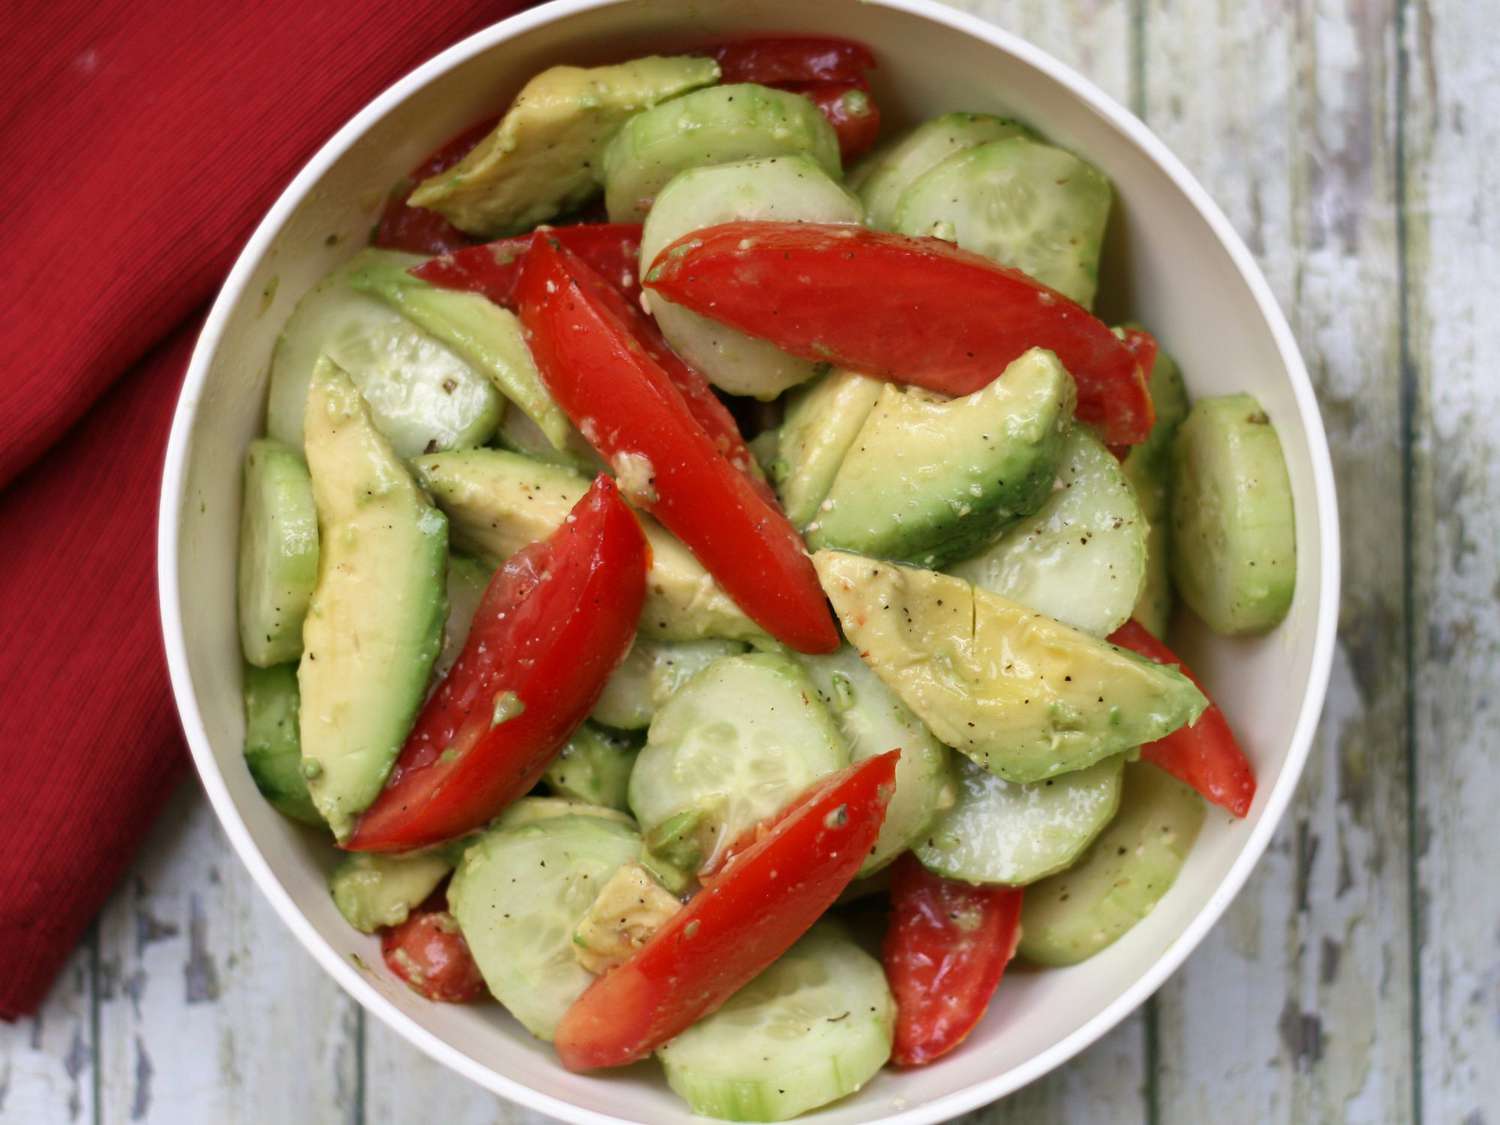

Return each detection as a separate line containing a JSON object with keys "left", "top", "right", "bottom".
{"left": 0, "top": 0, "right": 530, "bottom": 1019}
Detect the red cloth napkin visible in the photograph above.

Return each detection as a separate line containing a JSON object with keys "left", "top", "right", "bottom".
{"left": 0, "top": 0, "right": 532, "bottom": 1020}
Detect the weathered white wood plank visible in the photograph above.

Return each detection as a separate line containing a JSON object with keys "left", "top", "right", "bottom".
{"left": 0, "top": 940, "right": 95, "bottom": 1124}
{"left": 1402, "top": 2, "right": 1500, "bottom": 1121}
{"left": 1143, "top": 1, "right": 1413, "bottom": 1121}
{"left": 94, "top": 785, "right": 359, "bottom": 1124}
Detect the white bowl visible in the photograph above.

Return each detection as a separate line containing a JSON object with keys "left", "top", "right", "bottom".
{"left": 158, "top": 1, "right": 1340, "bottom": 1121}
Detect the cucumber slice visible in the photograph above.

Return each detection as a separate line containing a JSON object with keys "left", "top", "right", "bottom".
{"left": 494, "top": 405, "right": 602, "bottom": 473}
{"left": 543, "top": 723, "right": 638, "bottom": 811}
{"left": 349, "top": 261, "right": 570, "bottom": 449}
{"left": 1019, "top": 763, "right": 1205, "bottom": 966}
{"left": 857, "top": 112, "right": 1031, "bottom": 230}
{"left": 591, "top": 638, "right": 748, "bottom": 731}
{"left": 894, "top": 136, "right": 1112, "bottom": 308}
{"left": 494, "top": 797, "right": 636, "bottom": 831}
{"left": 949, "top": 425, "right": 1147, "bottom": 637}
{"left": 415, "top": 449, "right": 765, "bottom": 643}
{"left": 266, "top": 250, "right": 501, "bottom": 458}
{"left": 242, "top": 662, "right": 321, "bottom": 826}
{"left": 1169, "top": 394, "right": 1296, "bottom": 635}
{"left": 329, "top": 851, "right": 453, "bottom": 934}
{"left": 770, "top": 370, "right": 883, "bottom": 529}
{"left": 640, "top": 155, "right": 863, "bottom": 399}
{"left": 448, "top": 815, "right": 642, "bottom": 1039}
{"left": 434, "top": 555, "right": 491, "bottom": 683}
{"left": 628, "top": 653, "right": 849, "bottom": 872}
{"left": 915, "top": 754, "right": 1123, "bottom": 886}
{"left": 238, "top": 439, "right": 319, "bottom": 667}
{"left": 799, "top": 647, "right": 956, "bottom": 875}
{"left": 1122, "top": 337, "right": 1190, "bottom": 637}
{"left": 604, "top": 84, "right": 841, "bottom": 223}
{"left": 658, "top": 921, "right": 894, "bottom": 1122}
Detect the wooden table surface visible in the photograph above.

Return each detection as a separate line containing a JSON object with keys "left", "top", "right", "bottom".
{"left": 4, "top": 1, "right": 1495, "bottom": 1121}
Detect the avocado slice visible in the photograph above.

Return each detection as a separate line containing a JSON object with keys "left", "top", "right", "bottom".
{"left": 807, "top": 347, "right": 1075, "bottom": 568}
{"left": 770, "top": 369, "right": 883, "bottom": 528}
{"left": 413, "top": 448, "right": 767, "bottom": 644}
{"left": 329, "top": 851, "right": 454, "bottom": 934}
{"left": 299, "top": 360, "right": 448, "bottom": 839}
{"left": 409, "top": 56, "right": 720, "bottom": 237}
{"left": 813, "top": 550, "right": 1207, "bottom": 783}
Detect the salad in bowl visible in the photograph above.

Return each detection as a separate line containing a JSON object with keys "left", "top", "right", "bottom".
{"left": 230, "top": 30, "right": 1299, "bottom": 1123}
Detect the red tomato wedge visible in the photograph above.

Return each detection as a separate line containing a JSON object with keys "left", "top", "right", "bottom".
{"left": 644, "top": 222, "right": 1156, "bottom": 446}
{"left": 373, "top": 118, "right": 494, "bottom": 255}
{"left": 783, "top": 80, "right": 882, "bottom": 161}
{"left": 410, "top": 222, "right": 644, "bottom": 309}
{"left": 345, "top": 476, "right": 648, "bottom": 852}
{"left": 381, "top": 891, "right": 486, "bottom": 1003}
{"left": 1108, "top": 620, "right": 1257, "bottom": 817}
{"left": 882, "top": 855, "right": 1023, "bottom": 1067}
{"left": 555, "top": 751, "right": 899, "bottom": 1071}
{"left": 707, "top": 37, "right": 876, "bottom": 85}
{"left": 515, "top": 234, "right": 839, "bottom": 653}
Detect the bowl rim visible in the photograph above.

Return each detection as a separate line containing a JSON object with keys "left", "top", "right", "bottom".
{"left": 157, "top": 0, "right": 1341, "bottom": 1121}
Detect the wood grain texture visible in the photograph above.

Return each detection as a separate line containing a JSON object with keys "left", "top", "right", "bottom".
{"left": 1402, "top": 1, "right": 1500, "bottom": 1120}
{"left": 0, "top": 941, "right": 94, "bottom": 1123}
{"left": 1142, "top": 1, "right": 1414, "bottom": 1122}
{"left": 92, "top": 786, "right": 359, "bottom": 1124}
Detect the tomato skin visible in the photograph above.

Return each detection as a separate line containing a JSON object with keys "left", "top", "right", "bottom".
{"left": 515, "top": 234, "right": 839, "bottom": 654}
{"left": 883, "top": 855, "right": 1023, "bottom": 1067}
{"left": 372, "top": 118, "right": 494, "bottom": 255}
{"left": 1108, "top": 620, "right": 1257, "bottom": 817}
{"left": 410, "top": 222, "right": 644, "bottom": 308}
{"left": 345, "top": 476, "right": 648, "bottom": 852}
{"left": 554, "top": 751, "right": 899, "bottom": 1071}
{"left": 644, "top": 221, "right": 1156, "bottom": 446}
{"left": 708, "top": 37, "right": 876, "bottom": 85}
{"left": 783, "top": 80, "right": 882, "bottom": 161}
{"left": 381, "top": 892, "right": 487, "bottom": 1003}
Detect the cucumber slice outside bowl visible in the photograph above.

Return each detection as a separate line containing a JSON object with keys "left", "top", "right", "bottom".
{"left": 163, "top": 5, "right": 1337, "bottom": 1124}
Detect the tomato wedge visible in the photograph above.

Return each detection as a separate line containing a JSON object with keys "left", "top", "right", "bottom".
{"left": 555, "top": 751, "right": 899, "bottom": 1071}
{"left": 883, "top": 855, "right": 1023, "bottom": 1067}
{"left": 515, "top": 234, "right": 839, "bottom": 653}
{"left": 373, "top": 118, "right": 494, "bottom": 255}
{"left": 707, "top": 37, "right": 876, "bottom": 85}
{"left": 784, "top": 80, "right": 882, "bottom": 161}
{"left": 644, "top": 222, "right": 1156, "bottom": 446}
{"left": 381, "top": 890, "right": 486, "bottom": 1003}
{"left": 1108, "top": 620, "right": 1257, "bottom": 817}
{"left": 410, "top": 222, "right": 644, "bottom": 308}
{"left": 345, "top": 476, "right": 648, "bottom": 852}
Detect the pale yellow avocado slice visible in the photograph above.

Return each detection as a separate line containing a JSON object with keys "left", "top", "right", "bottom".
{"left": 813, "top": 550, "right": 1206, "bottom": 783}
{"left": 299, "top": 359, "right": 447, "bottom": 839}
{"left": 409, "top": 55, "right": 720, "bottom": 236}
{"left": 414, "top": 448, "right": 767, "bottom": 644}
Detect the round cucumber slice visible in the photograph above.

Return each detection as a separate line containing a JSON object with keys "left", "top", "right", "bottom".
{"left": 799, "top": 646, "right": 956, "bottom": 875}
{"left": 1122, "top": 336, "right": 1190, "bottom": 638}
{"left": 1019, "top": 763, "right": 1205, "bottom": 966}
{"left": 640, "top": 155, "right": 863, "bottom": 398}
{"left": 1169, "top": 394, "right": 1297, "bottom": 635}
{"left": 628, "top": 653, "right": 849, "bottom": 872}
{"left": 894, "top": 135, "right": 1112, "bottom": 308}
{"left": 543, "top": 723, "right": 638, "bottom": 811}
{"left": 857, "top": 111, "right": 1031, "bottom": 230}
{"left": 238, "top": 439, "right": 319, "bottom": 667}
{"left": 329, "top": 850, "right": 453, "bottom": 934}
{"left": 658, "top": 921, "right": 894, "bottom": 1122}
{"left": 266, "top": 249, "right": 500, "bottom": 458}
{"left": 915, "top": 754, "right": 1123, "bottom": 886}
{"left": 447, "top": 815, "right": 641, "bottom": 1039}
{"left": 493, "top": 797, "right": 636, "bottom": 831}
{"left": 592, "top": 638, "right": 748, "bottom": 731}
{"left": 949, "top": 425, "right": 1147, "bottom": 638}
{"left": 604, "top": 83, "right": 841, "bottom": 223}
